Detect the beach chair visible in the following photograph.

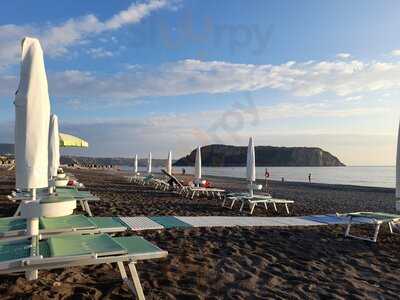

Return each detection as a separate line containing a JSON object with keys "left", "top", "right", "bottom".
{"left": 223, "top": 192, "right": 294, "bottom": 215}
{"left": 150, "top": 178, "right": 170, "bottom": 191}
{"left": 0, "top": 214, "right": 127, "bottom": 240}
{"left": 0, "top": 233, "right": 167, "bottom": 299}
{"left": 160, "top": 170, "right": 224, "bottom": 199}
{"left": 337, "top": 212, "right": 400, "bottom": 242}
{"left": 9, "top": 187, "right": 99, "bottom": 217}
{"left": 185, "top": 187, "right": 226, "bottom": 200}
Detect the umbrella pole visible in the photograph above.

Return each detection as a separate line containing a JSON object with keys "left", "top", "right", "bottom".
{"left": 25, "top": 188, "right": 39, "bottom": 280}
{"left": 249, "top": 181, "right": 254, "bottom": 197}
{"left": 49, "top": 177, "right": 54, "bottom": 194}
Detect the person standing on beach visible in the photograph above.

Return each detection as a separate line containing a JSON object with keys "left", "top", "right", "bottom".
{"left": 308, "top": 173, "right": 312, "bottom": 183}
{"left": 264, "top": 168, "right": 270, "bottom": 192}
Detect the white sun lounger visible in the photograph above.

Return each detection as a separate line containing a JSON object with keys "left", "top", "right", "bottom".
{"left": 337, "top": 212, "right": 400, "bottom": 242}
{"left": 184, "top": 187, "right": 226, "bottom": 200}
{"left": 224, "top": 193, "right": 294, "bottom": 215}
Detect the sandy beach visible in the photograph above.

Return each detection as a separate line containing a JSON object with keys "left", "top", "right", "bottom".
{"left": 0, "top": 168, "right": 399, "bottom": 299}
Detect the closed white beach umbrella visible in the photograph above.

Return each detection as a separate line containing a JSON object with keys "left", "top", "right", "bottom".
{"left": 166, "top": 151, "right": 172, "bottom": 175}
{"left": 14, "top": 37, "right": 50, "bottom": 280}
{"left": 48, "top": 114, "right": 60, "bottom": 180}
{"left": 396, "top": 121, "right": 400, "bottom": 199}
{"left": 195, "top": 146, "right": 202, "bottom": 185}
{"left": 147, "top": 152, "right": 152, "bottom": 174}
{"left": 246, "top": 137, "right": 256, "bottom": 196}
{"left": 15, "top": 37, "right": 50, "bottom": 191}
{"left": 134, "top": 154, "right": 138, "bottom": 174}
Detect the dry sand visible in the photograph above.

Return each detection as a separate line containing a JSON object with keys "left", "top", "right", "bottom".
{"left": 0, "top": 168, "right": 399, "bottom": 299}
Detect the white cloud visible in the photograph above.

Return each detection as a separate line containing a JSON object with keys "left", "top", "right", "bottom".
{"left": 337, "top": 53, "right": 351, "bottom": 59}
{"left": 345, "top": 95, "right": 363, "bottom": 101}
{"left": 0, "top": 0, "right": 177, "bottom": 68}
{"left": 391, "top": 49, "right": 400, "bottom": 56}
{"left": 2, "top": 57, "right": 400, "bottom": 103}
{"left": 86, "top": 47, "right": 114, "bottom": 58}
{"left": 42, "top": 59, "right": 400, "bottom": 101}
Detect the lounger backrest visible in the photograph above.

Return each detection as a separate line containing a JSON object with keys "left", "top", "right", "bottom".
{"left": 161, "top": 169, "right": 185, "bottom": 189}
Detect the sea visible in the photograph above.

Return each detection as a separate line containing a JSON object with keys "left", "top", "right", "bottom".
{"left": 119, "top": 166, "right": 396, "bottom": 189}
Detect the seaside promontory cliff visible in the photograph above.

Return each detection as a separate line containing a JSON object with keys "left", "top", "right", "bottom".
{"left": 174, "top": 144, "right": 345, "bottom": 167}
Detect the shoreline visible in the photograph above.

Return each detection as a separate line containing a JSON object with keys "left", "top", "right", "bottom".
{"left": 116, "top": 169, "right": 396, "bottom": 194}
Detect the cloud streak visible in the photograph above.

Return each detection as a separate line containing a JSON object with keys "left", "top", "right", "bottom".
{"left": 1, "top": 58, "right": 399, "bottom": 102}
{"left": 0, "top": 0, "right": 176, "bottom": 69}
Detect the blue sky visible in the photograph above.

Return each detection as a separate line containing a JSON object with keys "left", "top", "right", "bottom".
{"left": 0, "top": 0, "right": 399, "bottom": 165}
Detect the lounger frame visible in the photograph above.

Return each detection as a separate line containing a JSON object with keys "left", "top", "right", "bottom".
{"left": 0, "top": 238, "right": 167, "bottom": 299}
{"left": 343, "top": 214, "right": 400, "bottom": 242}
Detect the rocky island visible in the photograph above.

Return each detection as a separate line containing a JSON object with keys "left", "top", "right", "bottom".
{"left": 174, "top": 144, "right": 345, "bottom": 167}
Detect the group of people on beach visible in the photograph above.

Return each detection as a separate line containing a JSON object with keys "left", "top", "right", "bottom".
{"left": 264, "top": 168, "right": 312, "bottom": 191}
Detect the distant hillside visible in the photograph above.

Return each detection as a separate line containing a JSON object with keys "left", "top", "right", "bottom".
{"left": 0, "top": 144, "right": 14, "bottom": 155}
{"left": 174, "top": 144, "right": 345, "bottom": 167}
{"left": 61, "top": 155, "right": 170, "bottom": 167}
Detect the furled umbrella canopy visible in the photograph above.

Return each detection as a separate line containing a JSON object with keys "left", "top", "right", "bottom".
{"left": 134, "top": 154, "right": 138, "bottom": 174}
{"left": 147, "top": 152, "right": 152, "bottom": 174}
{"left": 14, "top": 37, "right": 50, "bottom": 280}
{"left": 59, "top": 133, "right": 89, "bottom": 148}
{"left": 48, "top": 114, "right": 60, "bottom": 179}
{"left": 246, "top": 137, "right": 256, "bottom": 196}
{"left": 166, "top": 151, "right": 172, "bottom": 175}
{"left": 15, "top": 37, "right": 50, "bottom": 190}
{"left": 195, "top": 146, "right": 202, "bottom": 185}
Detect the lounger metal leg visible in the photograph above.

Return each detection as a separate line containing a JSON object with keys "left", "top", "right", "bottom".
{"left": 239, "top": 201, "right": 245, "bottom": 212}
{"left": 128, "top": 262, "right": 145, "bottom": 300}
{"left": 230, "top": 199, "right": 236, "bottom": 209}
{"left": 273, "top": 203, "right": 277, "bottom": 212}
{"left": 250, "top": 203, "right": 256, "bottom": 215}
{"left": 345, "top": 218, "right": 352, "bottom": 237}
{"left": 264, "top": 202, "right": 268, "bottom": 211}
{"left": 13, "top": 203, "right": 22, "bottom": 217}
{"left": 389, "top": 222, "right": 394, "bottom": 234}
{"left": 79, "top": 200, "right": 86, "bottom": 212}
{"left": 117, "top": 261, "right": 135, "bottom": 292}
{"left": 285, "top": 204, "right": 290, "bottom": 215}
{"left": 83, "top": 201, "right": 93, "bottom": 217}
{"left": 373, "top": 224, "right": 381, "bottom": 242}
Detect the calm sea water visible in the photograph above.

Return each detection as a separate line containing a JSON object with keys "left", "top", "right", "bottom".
{"left": 120, "top": 166, "right": 396, "bottom": 189}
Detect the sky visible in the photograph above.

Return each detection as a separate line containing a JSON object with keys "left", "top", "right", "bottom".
{"left": 0, "top": 0, "right": 399, "bottom": 165}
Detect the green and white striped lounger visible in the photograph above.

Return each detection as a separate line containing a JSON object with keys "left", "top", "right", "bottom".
{"left": 0, "top": 234, "right": 167, "bottom": 299}
{"left": 338, "top": 212, "right": 400, "bottom": 242}
{"left": 0, "top": 215, "right": 127, "bottom": 240}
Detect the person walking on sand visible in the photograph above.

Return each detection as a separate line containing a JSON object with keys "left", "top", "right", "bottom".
{"left": 308, "top": 173, "right": 312, "bottom": 183}
{"left": 264, "top": 168, "right": 270, "bottom": 191}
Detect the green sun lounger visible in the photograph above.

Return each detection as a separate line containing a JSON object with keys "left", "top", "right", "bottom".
{"left": 0, "top": 215, "right": 127, "bottom": 239}
{"left": 338, "top": 212, "right": 400, "bottom": 242}
{"left": 0, "top": 234, "right": 167, "bottom": 299}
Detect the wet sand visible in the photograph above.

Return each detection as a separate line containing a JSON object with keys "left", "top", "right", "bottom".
{"left": 0, "top": 168, "right": 399, "bottom": 299}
